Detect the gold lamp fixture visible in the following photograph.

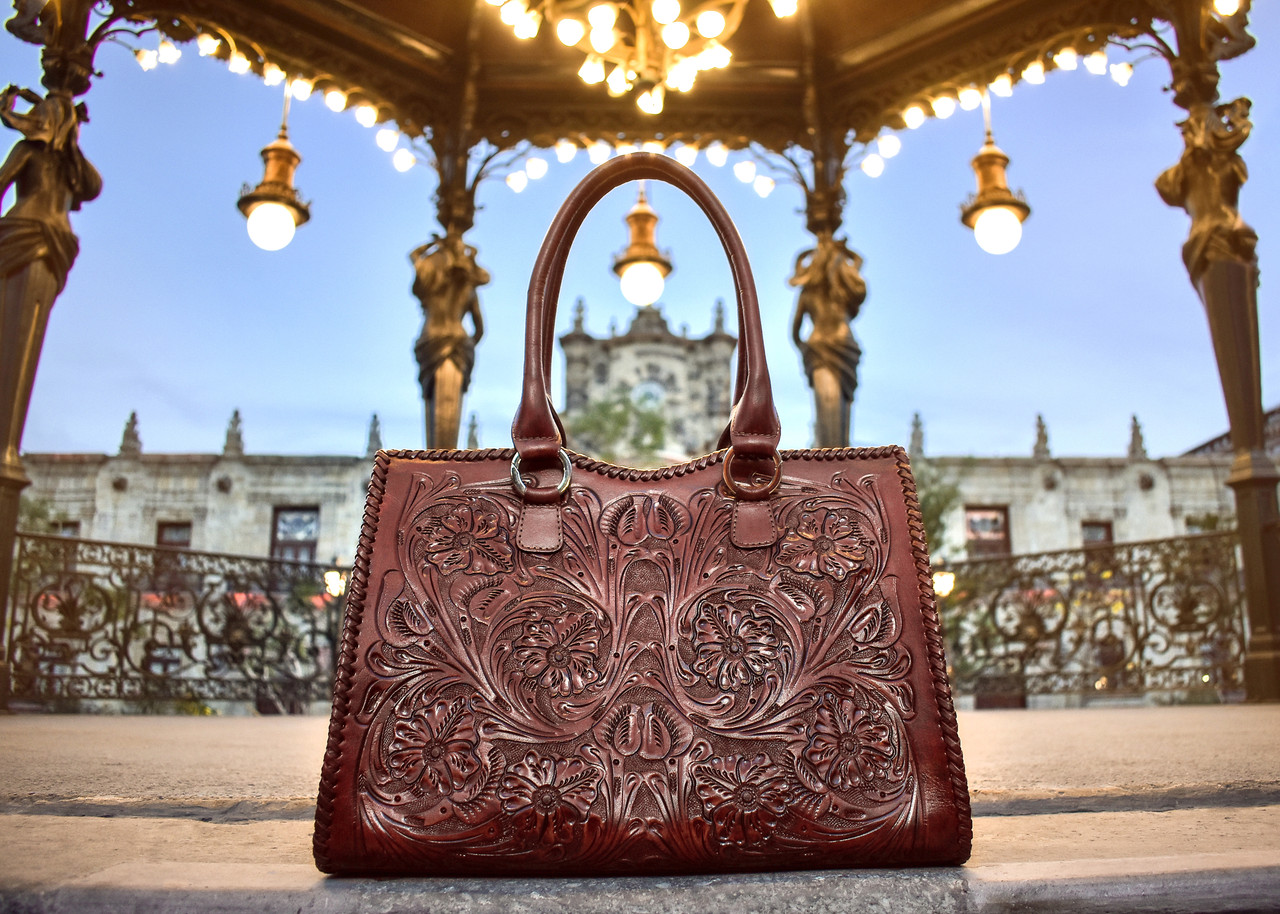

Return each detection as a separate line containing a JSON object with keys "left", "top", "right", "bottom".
{"left": 237, "top": 90, "right": 311, "bottom": 251}
{"left": 486, "top": 0, "right": 797, "bottom": 114}
{"left": 613, "top": 183, "right": 673, "bottom": 306}
{"left": 960, "top": 92, "right": 1030, "bottom": 256}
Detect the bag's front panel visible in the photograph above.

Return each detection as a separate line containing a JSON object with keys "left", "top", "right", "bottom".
{"left": 316, "top": 447, "right": 969, "bottom": 875}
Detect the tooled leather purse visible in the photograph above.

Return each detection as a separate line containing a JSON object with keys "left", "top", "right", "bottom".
{"left": 314, "top": 153, "right": 971, "bottom": 876}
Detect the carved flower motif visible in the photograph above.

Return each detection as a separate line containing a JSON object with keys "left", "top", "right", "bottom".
{"left": 692, "top": 599, "right": 779, "bottom": 692}
{"left": 513, "top": 611, "right": 602, "bottom": 696}
{"left": 385, "top": 697, "right": 480, "bottom": 795}
{"left": 803, "top": 695, "right": 895, "bottom": 789}
{"left": 500, "top": 751, "right": 599, "bottom": 841}
{"left": 422, "top": 504, "right": 513, "bottom": 575}
{"left": 777, "top": 508, "right": 867, "bottom": 581}
{"left": 695, "top": 753, "right": 790, "bottom": 847}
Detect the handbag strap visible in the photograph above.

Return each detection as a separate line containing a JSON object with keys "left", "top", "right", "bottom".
{"left": 511, "top": 152, "right": 781, "bottom": 503}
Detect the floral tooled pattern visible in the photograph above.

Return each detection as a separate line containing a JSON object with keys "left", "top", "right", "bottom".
{"left": 692, "top": 599, "right": 780, "bottom": 692}
{"left": 385, "top": 697, "right": 480, "bottom": 794}
{"left": 694, "top": 753, "right": 791, "bottom": 847}
{"left": 499, "top": 751, "right": 600, "bottom": 842}
{"left": 420, "top": 503, "right": 513, "bottom": 575}
{"left": 513, "top": 611, "right": 603, "bottom": 697}
{"left": 777, "top": 507, "right": 868, "bottom": 581}
{"left": 804, "top": 694, "right": 896, "bottom": 790}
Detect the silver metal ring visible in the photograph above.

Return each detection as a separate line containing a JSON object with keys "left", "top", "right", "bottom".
{"left": 510, "top": 449, "right": 573, "bottom": 498}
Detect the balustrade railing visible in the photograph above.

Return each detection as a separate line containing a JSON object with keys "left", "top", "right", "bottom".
{"left": 2, "top": 533, "right": 343, "bottom": 712}
{"left": 938, "top": 531, "right": 1245, "bottom": 704}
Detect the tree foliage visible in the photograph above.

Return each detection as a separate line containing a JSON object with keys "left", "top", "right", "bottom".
{"left": 568, "top": 386, "right": 667, "bottom": 467}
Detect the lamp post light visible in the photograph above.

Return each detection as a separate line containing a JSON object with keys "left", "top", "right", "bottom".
{"left": 237, "top": 90, "right": 310, "bottom": 251}
{"left": 960, "top": 93, "right": 1030, "bottom": 255}
{"left": 613, "top": 184, "right": 672, "bottom": 307}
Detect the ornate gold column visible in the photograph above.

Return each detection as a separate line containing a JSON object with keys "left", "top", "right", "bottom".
{"left": 1150, "top": 0, "right": 1279, "bottom": 699}
{"left": 1, "top": 1, "right": 107, "bottom": 673}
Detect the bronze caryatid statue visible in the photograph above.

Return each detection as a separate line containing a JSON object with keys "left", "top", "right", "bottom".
{"left": 410, "top": 230, "right": 488, "bottom": 449}
{"left": 789, "top": 231, "right": 867, "bottom": 448}
{"left": 0, "top": 82, "right": 101, "bottom": 493}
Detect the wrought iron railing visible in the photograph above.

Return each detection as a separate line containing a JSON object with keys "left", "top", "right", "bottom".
{"left": 2, "top": 533, "right": 344, "bottom": 712}
{"left": 938, "top": 531, "right": 1245, "bottom": 703}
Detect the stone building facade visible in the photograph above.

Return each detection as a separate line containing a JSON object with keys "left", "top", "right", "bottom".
{"left": 560, "top": 298, "right": 737, "bottom": 463}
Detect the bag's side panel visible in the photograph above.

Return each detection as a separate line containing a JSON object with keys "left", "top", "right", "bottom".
{"left": 315, "top": 447, "right": 970, "bottom": 876}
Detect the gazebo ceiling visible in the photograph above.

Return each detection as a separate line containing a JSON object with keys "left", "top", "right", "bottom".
{"left": 155, "top": 0, "right": 1150, "bottom": 150}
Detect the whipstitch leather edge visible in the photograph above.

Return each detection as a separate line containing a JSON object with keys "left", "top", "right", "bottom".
{"left": 313, "top": 450, "right": 391, "bottom": 872}
{"left": 893, "top": 448, "right": 973, "bottom": 861}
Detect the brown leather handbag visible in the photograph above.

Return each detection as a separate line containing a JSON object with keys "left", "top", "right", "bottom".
{"left": 314, "top": 153, "right": 970, "bottom": 876}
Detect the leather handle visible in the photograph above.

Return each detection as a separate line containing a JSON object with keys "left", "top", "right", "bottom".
{"left": 512, "top": 153, "right": 780, "bottom": 492}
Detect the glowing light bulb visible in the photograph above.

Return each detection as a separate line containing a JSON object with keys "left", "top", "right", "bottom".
{"left": 196, "top": 33, "right": 219, "bottom": 56}
{"left": 696, "top": 9, "right": 725, "bottom": 37}
{"left": 324, "top": 89, "right": 347, "bottom": 112}
{"left": 620, "top": 262, "right": 665, "bottom": 306}
{"left": 674, "top": 144, "right": 697, "bottom": 167}
{"left": 733, "top": 160, "right": 756, "bottom": 183}
{"left": 860, "top": 153, "right": 884, "bottom": 177}
{"left": 973, "top": 206, "right": 1023, "bottom": 255}
{"left": 1022, "top": 60, "right": 1045, "bottom": 84}
{"left": 616, "top": 141, "right": 638, "bottom": 155}
{"left": 263, "top": 63, "right": 285, "bottom": 86}
{"left": 769, "top": 0, "right": 798, "bottom": 15}
{"left": 579, "top": 56, "right": 606, "bottom": 84}
{"left": 354, "top": 104, "right": 377, "bottom": 127}
{"left": 588, "top": 3, "right": 617, "bottom": 28}
{"left": 1110, "top": 62, "right": 1133, "bottom": 87}
{"left": 702, "top": 41, "right": 731, "bottom": 68}
{"left": 500, "top": 0, "right": 526, "bottom": 26}
{"left": 705, "top": 141, "right": 728, "bottom": 167}
{"left": 1084, "top": 49, "right": 1108, "bottom": 75}
{"left": 157, "top": 39, "right": 181, "bottom": 64}
{"left": 1053, "top": 48, "right": 1078, "bottom": 71}
{"left": 392, "top": 148, "right": 416, "bottom": 172}
{"left": 753, "top": 175, "right": 775, "bottom": 197}
{"left": 246, "top": 202, "right": 297, "bottom": 251}
{"left": 651, "top": 0, "right": 681, "bottom": 25}
{"left": 903, "top": 105, "right": 926, "bottom": 129}
{"left": 931, "top": 96, "right": 956, "bottom": 118}
{"left": 876, "top": 134, "right": 901, "bottom": 158}
{"left": 606, "top": 65, "right": 629, "bottom": 97}
{"left": 590, "top": 27, "right": 616, "bottom": 53}
{"left": 958, "top": 87, "right": 982, "bottom": 110}
{"left": 666, "top": 58, "right": 697, "bottom": 91}
{"left": 557, "top": 17, "right": 586, "bottom": 45}
{"left": 289, "top": 78, "right": 314, "bottom": 100}
{"left": 513, "top": 11, "right": 540, "bottom": 39}
{"left": 525, "top": 156, "right": 548, "bottom": 179}
{"left": 637, "top": 86, "right": 665, "bottom": 115}
{"left": 989, "top": 73, "right": 1013, "bottom": 97}
{"left": 376, "top": 127, "right": 399, "bottom": 151}
{"left": 555, "top": 139, "right": 577, "bottom": 163}
{"left": 662, "top": 21, "right": 690, "bottom": 49}
{"left": 642, "top": 140, "right": 665, "bottom": 154}
{"left": 228, "top": 51, "right": 251, "bottom": 74}
{"left": 588, "top": 140, "right": 611, "bottom": 164}
{"left": 135, "top": 49, "right": 159, "bottom": 71}
{"left": 1214, "top": 0, "right": 1240, "bottom": 15}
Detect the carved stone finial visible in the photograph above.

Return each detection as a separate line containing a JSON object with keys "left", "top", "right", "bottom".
{"left": 118, "top": 411, "right": 141, "bottom": 457}
{"left": 223, "top": 409, "right": 244, "bottom": 458}
{"left": 466, "top": 412, "right": 479, "bottom": 450}
{"left": 365, "top": 413, "right": 382, "bottom": 458}
{"left": 713, "top": 298, "right": 726, "bottom": 334}
{"left": 1033, "top": 414, "right": 1051, "bottom": 459}
{"left": 909, "top": 412, "right": 924, "bottom": 460}
{"left": 572, "top": 297, "right": 586, "bottom": 333}
{"left": 609, "top": 318, "right": 618, "bottom": 337}
{"left": 1128, "top": 414, "right": 1148, "bottom": 461}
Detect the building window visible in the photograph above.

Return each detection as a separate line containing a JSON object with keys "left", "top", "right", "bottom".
{"left": 156, "top": 522, "right": 192, "bottom": 549}
{"left": 965, "top": 506, "right": 1010, "bottom": 558}
{"left": 54, "top": 520, "right": 80, "bottom": 538}
{"left": 272, "top": 506, "right": 319, "bottom": 563}
{"left": 1081, "top": 521, "right": 1114, "bottom": 547}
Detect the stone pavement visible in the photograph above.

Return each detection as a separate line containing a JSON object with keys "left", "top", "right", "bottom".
{"left": 0, "top": 706, "right": 1277, "bottom": 913}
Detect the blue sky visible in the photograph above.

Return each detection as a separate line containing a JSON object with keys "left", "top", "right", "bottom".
{"left": 3, "top": 6, "right": 1277, "bottom": 460}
